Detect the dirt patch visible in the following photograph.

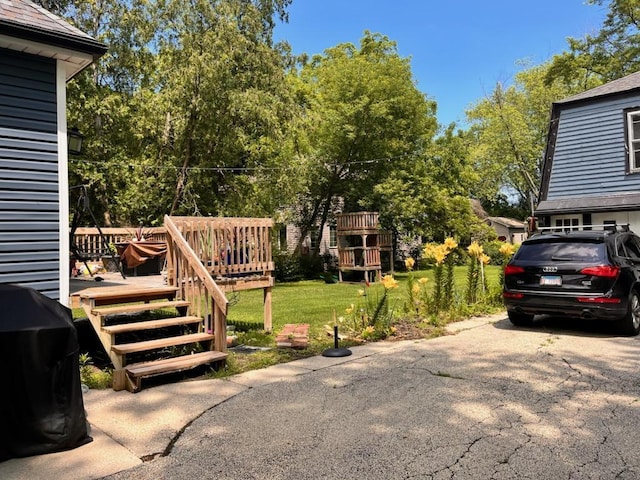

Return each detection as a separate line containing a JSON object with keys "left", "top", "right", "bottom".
{"left": 388, "top": 318, "right": 447, "bottom": 341}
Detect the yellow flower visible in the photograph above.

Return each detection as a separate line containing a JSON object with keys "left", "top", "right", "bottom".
{"left": 412, "top": 284, "right": 420, "bottom": 294}
{"left": 418, "top": 277, "right": 429, "bottom": 285}
{"left": 423, "top": 243, "right": 437, "bottom": 259}
{"left": 481, "top": 253, "right": 491, "bottom": 265}
{"left": 467, "top": 241, "right": 484, "bottom": 258}
{"left": 345, "top": 303, "right": 355, "bottom": 315}
{"left": 433, "top": 244, "right": 447, "bottom": 265}
{"left": 390, "top": 326, "right": 397, "bottom": 334}
{"left": 499, "top": 243, "right": 516, "bottom": 257}
{"left": 381, "top": 274, "right": 399, "bottom": 290}
{"left": 443, "top": 237, "right": 458, "bottom": 251}
{"left": 405, "top": 257, "right": 415, "bottom": 270}
{"left": 364, "top": 326, "right": 375, "bottom": 334}
{"left": 358, "top": 289, "right": 365, "bottom": 296}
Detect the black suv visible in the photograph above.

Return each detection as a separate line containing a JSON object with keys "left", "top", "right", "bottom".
{"left": 503, "top": 226, "right": 640, "bottom": 336}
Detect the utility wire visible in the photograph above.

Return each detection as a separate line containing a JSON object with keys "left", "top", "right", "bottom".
{"left": 67, "top": 151, "right": 421, "bottom": 172}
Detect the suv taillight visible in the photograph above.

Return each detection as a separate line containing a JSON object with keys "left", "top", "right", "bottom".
{"left": 504, "top": 265, "right": 525, "bottom": 275}
{"left": 579, "top": 265, "right": 620, "bottom": 278}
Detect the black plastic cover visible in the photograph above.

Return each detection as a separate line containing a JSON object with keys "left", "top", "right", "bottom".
{"left": 0, "top": 284, "right": 92, "bottom": 461}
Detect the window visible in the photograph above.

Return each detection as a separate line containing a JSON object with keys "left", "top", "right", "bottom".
{"left": 627, "top": 110, "right": 640, "bottom": 173}
{"left": 309, "top": 227, "right": 319, "bottom": 249}
{"left": 329, "top": 226, "right": 337, "bottom": 248}
{"left": 554, "top": 216, "right": 580, "bottom": 232}
{"left": 278, "top": 226, "right": 287, "bottom": 251}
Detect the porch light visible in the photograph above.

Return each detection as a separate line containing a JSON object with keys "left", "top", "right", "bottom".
{"left": 67, "top": 127, "right": 84, "bottom": 155}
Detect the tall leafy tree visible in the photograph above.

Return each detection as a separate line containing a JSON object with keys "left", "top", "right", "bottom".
{"left": 547, "top": 0, "right": 640, "bottom": 86}
{"left": 466, "top": 63, "right": 576, "bottom": 207}
{"left": 152, "top": 0, "right": 296, "bottom": 217}
{"left": 293, "top": 32, "right": 437, "bottom": 253}
{"left": 62, "top": 0, "right": 296, "bottom": 224}
{"left": 374, "top": 125, "right": 488, "bottom": 242}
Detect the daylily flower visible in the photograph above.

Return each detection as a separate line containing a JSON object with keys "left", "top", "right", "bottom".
{"left": 381, "top": 274, "right": 399, "bottom": 290}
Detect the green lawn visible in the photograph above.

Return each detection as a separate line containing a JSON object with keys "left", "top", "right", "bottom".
{"left": 227, "top": 265, "right": 502, "bottom": 336}
{"left": 72, "top": 265, "right": 504, "bottom": 381}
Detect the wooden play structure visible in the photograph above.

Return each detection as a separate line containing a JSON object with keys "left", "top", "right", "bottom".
{"left": 74, "top": 216, "right": 274, "bottom": 392}
{"left": 336, "top": 212, "right": 393, "bottom": 283}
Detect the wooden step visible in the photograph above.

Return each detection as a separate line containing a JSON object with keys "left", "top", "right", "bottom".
{"left": 125, "top": 351, "right": 227, "bottom": 378}
{"left": 79, "top": 286, "right": 179, "bottom": 306}
{"left": 92, "top": 300, "right": 190, "bottom": 317}
{"left": 117, "top": 351, "right": 228, "bottom": 392}
{"left": 111, "top": 332, "right": 213, "bottom": 355}
{"left": 102, "top": 316, "right": 202, "bottom": 334}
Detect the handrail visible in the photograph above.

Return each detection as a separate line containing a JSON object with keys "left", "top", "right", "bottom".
{"left": 164, "top": 216, "right": 228, "bottom": 309}
{"left": 164, "top": 215, "right": 228, "bottom": 351}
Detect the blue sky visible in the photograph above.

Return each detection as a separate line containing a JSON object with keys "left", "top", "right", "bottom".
{"left": 274, "top": 1, "right": 608, "bottom": 126}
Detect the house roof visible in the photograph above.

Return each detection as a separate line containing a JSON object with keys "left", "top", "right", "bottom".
{"left": 556, "top": 70, "right": 640, "bottom": 105}
{"left": 536, "top": 192, "right": 640, "bottom": 215}
{"left": 487, "top": 217, "right": 526, "bottom": 230}
{"left": 0, "top": 0, "right": 107, "bottom": 79}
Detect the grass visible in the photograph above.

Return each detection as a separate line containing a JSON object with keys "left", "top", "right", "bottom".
{"left": 227, "top": 265, "right": 501, "bottom": 332}
{"left": 73, "top": 265, "right": 504, "bottom": 382}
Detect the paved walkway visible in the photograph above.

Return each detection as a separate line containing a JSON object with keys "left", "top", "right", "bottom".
{"left": 5, "top": 308, "right": 639, "bottom": 479}
{"left": 0, "top": 315, "right": 505, "bottom": 480}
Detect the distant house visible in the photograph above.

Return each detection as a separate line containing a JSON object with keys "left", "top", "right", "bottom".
{"left": 486, "top": 216, "right": 526, "bottom": 244}
{"left": 536, "top": 71, "right": 640, "bottom": 232}
{"left": 0, "top": 0, "right": 106, "bottom": 301}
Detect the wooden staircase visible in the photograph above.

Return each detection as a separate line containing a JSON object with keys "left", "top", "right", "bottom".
{"left": 78, "top": 285, "right": 227, "bottom": 392}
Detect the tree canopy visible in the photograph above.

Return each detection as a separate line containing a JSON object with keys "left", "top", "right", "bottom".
{"left": 55, "top": 0, "right": 640, "bottom": 245}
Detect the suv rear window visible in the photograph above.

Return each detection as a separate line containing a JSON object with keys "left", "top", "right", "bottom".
{"left": 515, "top": 240, "right": 606, "bottom": 263}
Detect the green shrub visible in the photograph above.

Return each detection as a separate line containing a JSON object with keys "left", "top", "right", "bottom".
{"left": 273, "top": 248, "right": 304, "bottom": 282}
{"left": 79, "top": 353, "right": 112, "bottom": 389}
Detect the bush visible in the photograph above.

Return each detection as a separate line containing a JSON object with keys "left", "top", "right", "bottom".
{"left": 79, "top": 353, "right": 112, "bottom": 389}
{"left": 273, "top": 248, "right": 304, "bottom": 282}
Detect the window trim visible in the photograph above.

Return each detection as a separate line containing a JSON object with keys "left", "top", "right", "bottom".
{"left": 625, "top": 107, "right": 640, "bottom": 174}
{"left": 553, "top": 216, "right": 581, "bottom": 232}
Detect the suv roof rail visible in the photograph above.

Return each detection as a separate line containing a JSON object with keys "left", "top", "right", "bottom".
{"left": 533, "top": 223, "right": 630, "bottom": 235}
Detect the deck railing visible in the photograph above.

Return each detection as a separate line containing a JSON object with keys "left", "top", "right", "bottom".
{"left": 71, "top": 227, "right": 167, "bottom": 260}
{"left": 167, "top": 216, "right": 274, "bottom": 277}
{"left": 164, "top": 216, "right": 229, "bottom": 352}
{"left": 336, "top": 212, "right": 379, "bottom": 231}
{"left": 338, "top": 247, "right": 381, "bottom": 269}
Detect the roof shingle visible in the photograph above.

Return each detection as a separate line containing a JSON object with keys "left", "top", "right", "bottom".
{"left": 557, "top": 70, "right": 640, "bottom": 104}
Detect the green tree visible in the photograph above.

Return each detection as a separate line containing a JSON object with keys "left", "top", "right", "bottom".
{"left": 63, "top": 0, "right": 296, "bottom": 225}
{"left": 374, "top": 125, "right": 488, "bottom": 242}
{"left": 466, "top": 63, "right": 576, "bottom": 207}
{"left": 547, "top": 0, "right": 640, "bottom": 87}
{"left": 293, "top": 32, "right": 437, "bottom": 253}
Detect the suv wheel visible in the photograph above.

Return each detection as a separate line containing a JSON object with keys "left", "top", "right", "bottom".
{"left": 617, "top": 291, "right": 640, "bottom": 336}
{"left": 508, "top": 311, "right": 534, "bottom": 327}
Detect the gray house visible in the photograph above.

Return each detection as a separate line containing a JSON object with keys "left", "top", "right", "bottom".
{"left": 0, "top": 1, "right": 106, "bottom": 302}
{"left": 537, "top": 71, "right": 640, "bottom": 232}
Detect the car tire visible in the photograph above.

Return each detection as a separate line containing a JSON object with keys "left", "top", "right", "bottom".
{"left": 508, "top": 311, "right": 534, "bottom": 326}
{"left": 617, "top": 291, "right": 640, "bottom": 336}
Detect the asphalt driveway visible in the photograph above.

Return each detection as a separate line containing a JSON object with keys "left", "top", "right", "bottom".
{"left": 103, "top": 314, "right": 640, "bottom": 480}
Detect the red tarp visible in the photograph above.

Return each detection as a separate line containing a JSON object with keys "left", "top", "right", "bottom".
{"left": 118, "top": 241, "right": 167, "bottom": 268}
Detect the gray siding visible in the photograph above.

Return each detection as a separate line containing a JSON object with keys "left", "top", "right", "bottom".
{"left": 547, "top": 95, "right": 640, "bottom": 199}
{"left": 0, "top": 48, "right": 60, "bottom": 299}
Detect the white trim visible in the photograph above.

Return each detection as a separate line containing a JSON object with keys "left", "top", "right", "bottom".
{"left": 0, "top": 34, "right": 93, "bottom": 80}
{"left": 57, "top": 60, "right": 70, "bottom": 305}
{"left": 627, "top": 109, "right": 640, "bottom": 173}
